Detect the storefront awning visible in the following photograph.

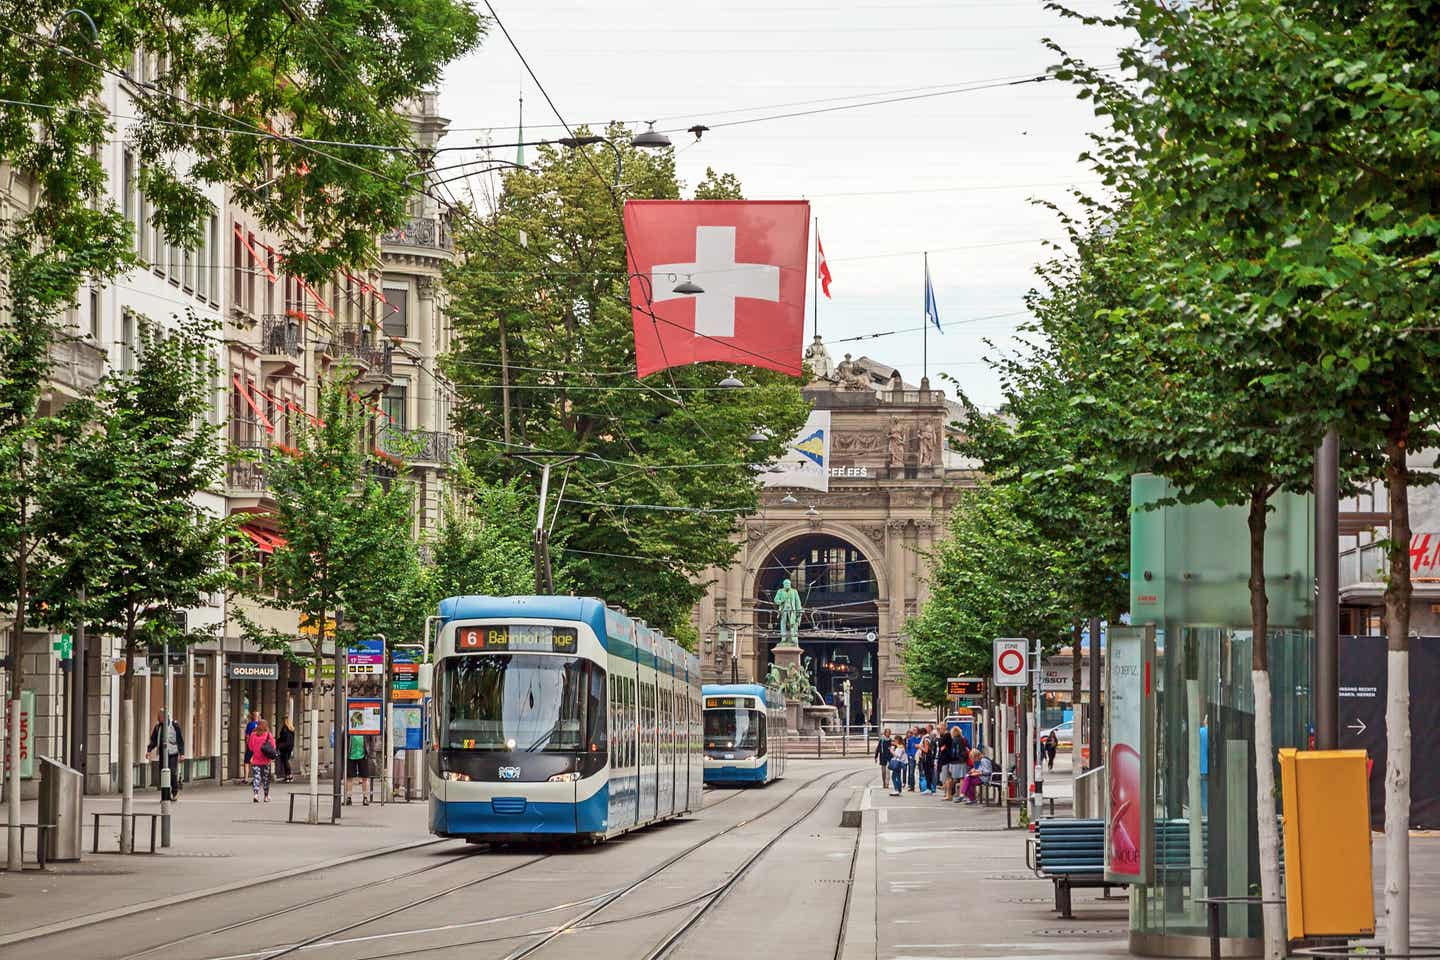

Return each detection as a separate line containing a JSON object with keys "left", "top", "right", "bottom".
{"left": 240, "top": 525, "right": 287, "bottom": 554}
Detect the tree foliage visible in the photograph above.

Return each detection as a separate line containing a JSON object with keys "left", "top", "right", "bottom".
{"left": 423, "top": 467, "right": 539, "bottom": 604}
{"left": 903, "top": 484, "right": 1070, "bottom": 708}
{"left": 240, "top": 371, "right": 423, "bottom": 664}
{"left": 443, "top": 128, "right": 810, "bottom": 640}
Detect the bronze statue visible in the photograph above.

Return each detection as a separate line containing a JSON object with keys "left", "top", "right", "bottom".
{"left": 774, "top": 578, "right": 803, "bottom": 647}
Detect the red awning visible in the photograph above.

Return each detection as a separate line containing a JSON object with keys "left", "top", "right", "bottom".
{"left": 240, "top": 525, "right": 287, "bottom": 554}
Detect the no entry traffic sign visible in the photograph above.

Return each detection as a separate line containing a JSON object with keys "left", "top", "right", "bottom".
{"left": 993, "top": 638, "right": 1028, "bottom": 687}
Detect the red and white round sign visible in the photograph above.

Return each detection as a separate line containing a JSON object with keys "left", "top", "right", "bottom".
{"left": 993, "top": 639, "right": 1028, "bottom": 686}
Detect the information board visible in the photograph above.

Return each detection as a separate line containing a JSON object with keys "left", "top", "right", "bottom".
{"left": 1, "top": 690, "right": 35, "bottom": 779}
{"left": 347, "top": 698, "right": 383, "bottom": 736}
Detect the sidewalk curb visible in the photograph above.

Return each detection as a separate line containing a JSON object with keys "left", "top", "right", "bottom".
{"left": 0, "top": 836, "right": 445, "bottom": 947}
{"left": 840, "top": 787, "right": 878, "bottom": 960}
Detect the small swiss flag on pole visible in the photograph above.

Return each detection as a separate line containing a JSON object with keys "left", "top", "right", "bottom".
{"left": 624, "top": 199, "right": 810, "bottom": 378}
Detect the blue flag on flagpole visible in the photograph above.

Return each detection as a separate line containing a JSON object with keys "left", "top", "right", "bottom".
{"left": 924, "top": 261, "right": 941, "bottom": 333}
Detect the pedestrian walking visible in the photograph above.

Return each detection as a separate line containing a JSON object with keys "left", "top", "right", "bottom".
{"left": 1044, "top": 731, "right": 1058, "bottom": 771}
{"left": 875, "top": 727, "right": 893, "bottom": 786}
{"left": 936, "top": 730, "right": 958, "bottom": 800}
{"left": 917, "top": 736, "right": 936, "bottom": 794}
{"left": 242, "top": 710, "right": 260, "bottom": 780}
{"left": 277, "top": 718, "right": 296, "bottom": 782}
{"left": 246, "top": 719, "right": 277, "bottom": 803}
{"left": 887, "top": 735, "right": 906, "bottom": 796}
{"left": 146, "top": 711, "right": 185, "bottom": 801}
{"left": 904, "top": 727, "right": 922, "bottom": 792}
{"left": 346, "top": 733, "right": 372, "bottom": 806}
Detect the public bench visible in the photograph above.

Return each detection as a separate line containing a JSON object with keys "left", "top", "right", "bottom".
{"left": 91, "top": 812, "right": 160, "bottom": 854}
{"left": 3, "top": 821, "right": 55, "bottom": 868}
{"left": 1027, "top": 818, "right": 1126, "bottom": 918}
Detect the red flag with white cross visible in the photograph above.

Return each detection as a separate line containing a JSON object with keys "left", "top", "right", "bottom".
{"left": 624, "top": 200, "right": 810, "bottom": 378}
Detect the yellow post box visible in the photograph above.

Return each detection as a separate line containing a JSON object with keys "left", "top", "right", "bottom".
{"left": 1277, "top": 748, "right": 1375, "bottom": 940}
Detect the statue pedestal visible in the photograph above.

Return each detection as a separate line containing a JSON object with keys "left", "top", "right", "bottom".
{"left": 772, "top": 644, "right": 804, "bottom": 733}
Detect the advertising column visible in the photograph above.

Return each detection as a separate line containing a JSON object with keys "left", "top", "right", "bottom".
{"left": 1104, "top": 624, "right": 1155, "bottom": 886}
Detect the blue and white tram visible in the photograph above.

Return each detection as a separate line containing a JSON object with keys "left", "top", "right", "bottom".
{"left": 425, "top": 596, "right": 704, "bottom": 842}
{"left": 702, "top": 684, "right": 787, "bottom": 785}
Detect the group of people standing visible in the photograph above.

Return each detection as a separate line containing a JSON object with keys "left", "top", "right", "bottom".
{"left": 875, "top": 723, "right": 996, "bottom": 804}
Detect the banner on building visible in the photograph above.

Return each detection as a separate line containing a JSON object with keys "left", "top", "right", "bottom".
{"left": 2, "top": 690, "right": 35, "bottom": 780}
{"left": 761, "top": 410, "right": 831, "bottom": 493}
{"left": 1104, "top": 625, "right": 1154, "bottom": 885}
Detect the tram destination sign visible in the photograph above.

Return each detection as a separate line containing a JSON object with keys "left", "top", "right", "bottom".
{"left": 456, "top": 625, "right": 578, "bottom": 654}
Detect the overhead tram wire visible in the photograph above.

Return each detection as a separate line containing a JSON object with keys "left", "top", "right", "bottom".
{"left": 3, "top": 27, "right": 1019, "bottom": 473}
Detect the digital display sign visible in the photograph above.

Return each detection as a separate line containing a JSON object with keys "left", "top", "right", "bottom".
{"left": 705, "top": 696, "right": 756, "bottom": 709}
{"left": 455, "top": 625, "right": 578, "bottom": 653}
{"left": 946, "top": 678, "right": 985, "bottom": 697}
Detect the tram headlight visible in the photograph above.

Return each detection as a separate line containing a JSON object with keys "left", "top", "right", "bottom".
{"left": 441, "top": 771, "right": 472, "bottom": 782}
{"left": 546, "top": 772, "right": 581, "bottom": 782}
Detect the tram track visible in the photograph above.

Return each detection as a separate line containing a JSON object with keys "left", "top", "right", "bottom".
{"left": 309, "top": 765, "right": 870, "bottom": 960}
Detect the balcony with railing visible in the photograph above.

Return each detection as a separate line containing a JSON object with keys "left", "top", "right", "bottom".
{"left": 48, "top": 333, "right": 107, "bottom": 397}
{"left": 316, "top": 328, "right": 393, "bottom": 379}
{"left": 226, "top": 438, "right": 273, "bottom": 498}
{"left": 377, "top": 426, "right": 455, "bottom": 465}
{"left": 381, "top": 215, "right": 453, "bottom": 253}
{"left": 260, "top": 315, "right": 304, "bottom": 357}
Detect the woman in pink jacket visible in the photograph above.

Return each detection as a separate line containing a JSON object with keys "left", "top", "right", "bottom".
{"left": 246, "top": 719, "right": 277, "bottom": 803}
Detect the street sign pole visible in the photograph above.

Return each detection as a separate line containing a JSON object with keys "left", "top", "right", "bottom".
{"left": 376, "top": 634, "right": 389, "bottom": 805}
{"left": 332, "top": 609, "right": 345, "bottom": 822}
{"left": 160, "top": 637, "right": 172, "bottom": 847}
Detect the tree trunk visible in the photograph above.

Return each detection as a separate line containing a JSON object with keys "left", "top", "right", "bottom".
{"left": 6, "top": 487, "right": 28, "bottom": 872}
{"left": 1070, "top": 618, "right": 1083, "bottom": 772}
{"left": 119, "top": 625, "right": 136, "bottom": 854}
{"left": 307, "top": 638, "right": 322, "bottom": 824}
{"left": 1247, "top": 489, "right": 1284, "bottom": 960}
{"left": 1383, "top": 423, "right": 1412, "bottom": 954}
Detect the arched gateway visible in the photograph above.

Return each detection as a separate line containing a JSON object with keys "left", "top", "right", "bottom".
{"left": 692, "top": 338, "right": 979, "bottom": 725}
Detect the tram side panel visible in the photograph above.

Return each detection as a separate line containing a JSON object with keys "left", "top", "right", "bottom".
{"left": 606, "top": 653, "right": 638, "bottom": 836}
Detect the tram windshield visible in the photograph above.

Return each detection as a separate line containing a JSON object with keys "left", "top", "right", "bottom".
{"left": 442, "top": 654, "right": 603, "bottom": 753}
{"left": 704, "top": 707, "right": 764, "bottom": 751}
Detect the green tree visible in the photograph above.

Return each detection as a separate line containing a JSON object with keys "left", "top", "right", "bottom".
{"left": 443, "top": 128, "right": 810, "bottom": 640}
{"left": 239, "top": 371, "right": 419, "bottom": 821}
{"left": 1053, "top": 1, "right": 1440, "bottom": 947}
{"left": 424, "top": 469, "right": 540, "bottom": 603}
{"left": 37, "top": 316, "right": 232, "bottom": 851}
{"left": 903, "top": 484, "right": 1069, "bottom": 707}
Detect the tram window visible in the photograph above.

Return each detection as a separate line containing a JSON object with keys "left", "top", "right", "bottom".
{"left": 441, "top": 654, "right": 586, "bottom": 752}
{"left": 586, "top": 667, "right": 607, "bottom": 753}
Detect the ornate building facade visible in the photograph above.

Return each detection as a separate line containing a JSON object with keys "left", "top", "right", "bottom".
{"left": 693, "top": 338, "right": 979, "bottom": 725}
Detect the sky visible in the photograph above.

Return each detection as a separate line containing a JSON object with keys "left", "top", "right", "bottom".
{"left": 436, "top": 0, "right": 1127, "bottom": 409}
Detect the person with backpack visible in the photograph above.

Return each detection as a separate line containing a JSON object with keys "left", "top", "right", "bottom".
{"left": 887, "top": 735, "right": 907, "bottom": 796}
{"left": 916, "top": 735, "right": 936, "bottom": 794}
{"left": 246, "top": 719, "right": 278, "bottom": 803}
{"left": 904, "top": 727, "right": 923, "bottom": 792}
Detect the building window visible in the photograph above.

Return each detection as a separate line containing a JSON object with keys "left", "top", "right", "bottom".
{"left": 89, "top": 287, "right": 100, "bottom": 342}
{"left": 183, "top": 242, "right": 194, "bottom": 293}
{"left": 122, "top": 150, "right": 136, "bottom": 237}
{"left": 382, "top": 286, "right": 408, "bottom": 338}
{"left": 209, "top": 215, "right": 220, "bottom": 305}
{"left": 121, "top": 311, "right": 137, "bottom": 372}
{"left": 381, "top": 382, "right": 407, "bottom": 431}
{"left": 232, "top": 231, "right": 243, "bottom": 308}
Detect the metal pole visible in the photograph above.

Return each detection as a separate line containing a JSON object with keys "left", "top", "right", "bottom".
{"left": 378, "top": 635, "right": 389, "bottom": 805}
{"left": 534, "top": 462, "right": 553, "bottom": 594}
{"left": 812, "top": 217, "right": 819, "bottom": 341}
{"left": 1316, "top": 426, "right": 1340, "bottom": 750}
{"left": 332, "top": 609, "right": 345, "bottom": 821}
{"left": 730, "top": 627, "right": 738, "bottom": 684}
{"left": 70, "top": 587, "right": 86, "bottom": 776}
{"left": 922, "top": 252, "right": 928, "bottom": 384}
{"left": 160, "top": 639, "right": 171, "bottom": 847}
{"left": 1088, "top": 616, "right": 1103, "bottom": 772}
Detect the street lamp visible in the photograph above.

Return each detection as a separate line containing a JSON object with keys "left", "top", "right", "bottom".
{"left": 631, "top": 122, "right": 672, "bottom": 148}
{"left": 718, "top": 371, "right": 744, "bottom": 389}
{"left": 672, "top": 275, "right": 705, "bottom": 295}
{"left": 780, "top": 493, "right": 798, "bottom": 504}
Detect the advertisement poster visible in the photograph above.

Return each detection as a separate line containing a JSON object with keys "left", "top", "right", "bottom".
{"left": 761, "top": 410, "right": 830, "bottom": 493}
{"left": 1104, "top": 625, "right": 1154, "bottom": 885}
{"left": 2, "top": 690, "right": 35, "bottom": 780}
{"left": 392, "top": 705, "right": 424, "bottom": 751}
{"left": 347, "top": 698, "right": 383, "bottom": 736}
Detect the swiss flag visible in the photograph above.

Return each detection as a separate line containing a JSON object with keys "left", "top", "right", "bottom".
{"left": 624, "top": 200, "right": 809, "bottom": 378}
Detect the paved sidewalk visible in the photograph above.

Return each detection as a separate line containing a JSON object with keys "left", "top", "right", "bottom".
{"left": 0, "top": 779, "right": 434, "bottom": 946}
{"left": 842, "top": 774, "right": 1440, "bottom": 960}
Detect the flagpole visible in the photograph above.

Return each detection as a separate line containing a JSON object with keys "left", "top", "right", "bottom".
{"left": 923, "top": 251, "right": 928, "bottom": 385}
{"left": 812, "top": 217, "right": 819, "bottom": 342}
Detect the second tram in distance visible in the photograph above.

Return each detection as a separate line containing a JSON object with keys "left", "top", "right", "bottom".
{"left": 702, "top": 683, "right": 787, "bottom": 785}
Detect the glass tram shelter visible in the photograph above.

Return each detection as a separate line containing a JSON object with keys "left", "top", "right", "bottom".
{"left": 1125, "top": 475, "right": 1314, "bottom": 957}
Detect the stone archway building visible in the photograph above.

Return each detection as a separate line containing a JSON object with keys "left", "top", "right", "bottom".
{"left": 693, "top": 338, "right": 979, "bottom": 725}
